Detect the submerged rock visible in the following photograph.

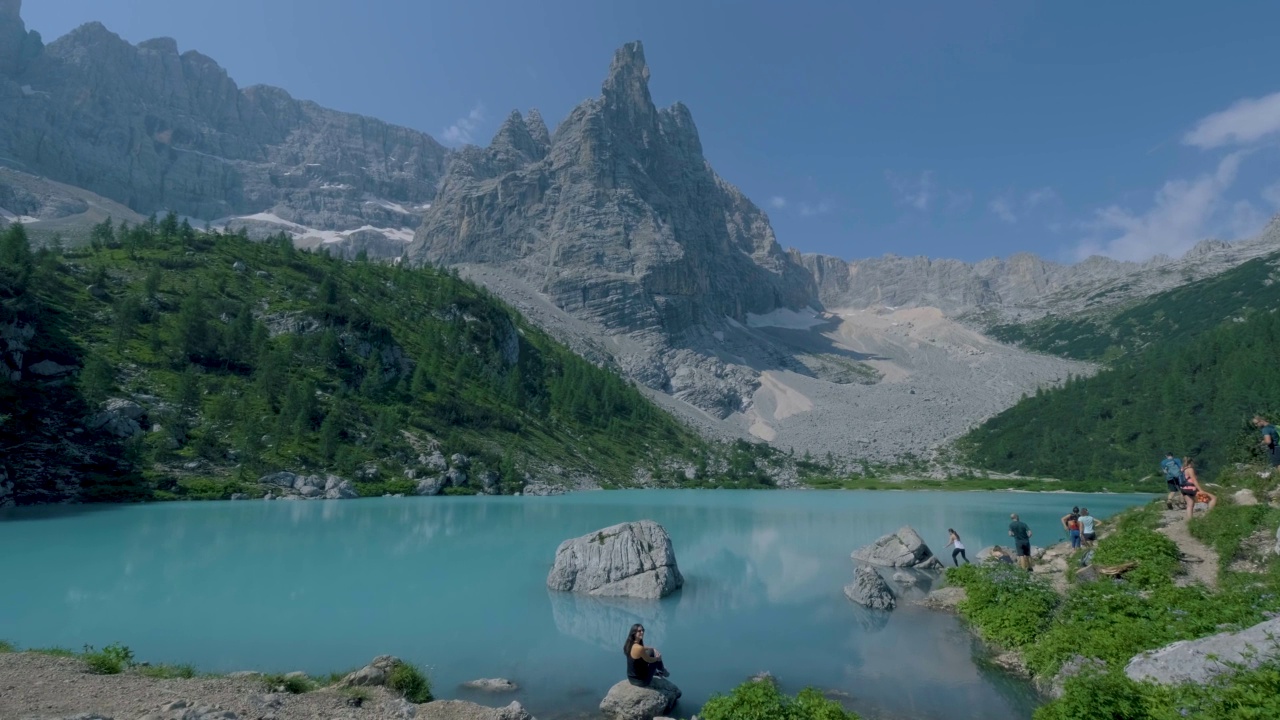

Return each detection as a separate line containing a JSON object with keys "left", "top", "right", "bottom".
{"left": 915, "top": 585, "right": 966, "bottom": 612}
{"left": 851, "top": 526, "right": 942, "bottom": 569}
{"left": 1125, "top": 616, "right": 1280, "bottom": 685}
{"left": 461, "top": 677, "right": 519, "bottom": 692}
{"left": 600, "top": 678, "right": 681, "bottom": 720}
{"left": 547, "top": 520, "right": 683, "bottom": 599}
{"left": 419, "top": 700, "right": 533, "bottom": 720}
{"left": 844, "top": 565, "right": 896, "bottom": 610}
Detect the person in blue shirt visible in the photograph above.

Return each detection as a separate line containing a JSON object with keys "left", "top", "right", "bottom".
{"left": 1253, "top": 416, "right": 1280, "bottom": 467}
{"left": 1160, "top": 452, "right": 1184, "bottom": 508}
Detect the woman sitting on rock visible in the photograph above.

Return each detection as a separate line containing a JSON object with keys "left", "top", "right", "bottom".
{"left": 624, "top": 623, "right": 670, "bottom": 687}
{"left": 1180, "top": 458, "right": 1216, "bottom": 521}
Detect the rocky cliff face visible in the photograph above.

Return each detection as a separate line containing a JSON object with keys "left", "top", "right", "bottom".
{"left": 802, "top": 219, "right": 1280, "bottom": 322}
{"left": 409, "top": 42, "right": 817, "bottom": 416}
{"left": 0, "top": 1, "right": 447, "bottom": 251}
{"left": 410, "top": 43, "right": 814, "bottom": 338}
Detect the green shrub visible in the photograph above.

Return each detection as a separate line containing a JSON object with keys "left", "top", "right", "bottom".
{"left": 29, "top": 646, "right": 76, "bottom": 658}
{"left": 387, "top": 661, "right": 432, "bottom": 703}
{"left": 1034, "top": 669, "right": 1149, "bottom": 720}
{"left": 136, "top": 663, "right": 196, "bottom": 679}
{"left": 0, "top": 640, "right": 15, "bottom": 653}
{"left": 699, "top": 681, "right": 860, "bottom": 720}
{"left": 1155, "top": 658, "right": 1280, "bottom": 719}
{"left": 1091, "top": 525, "right": 1181, "bottom": 589}
{"left": 946, "top": 563, "right": 1059, "bottom": 648}
{"left": 263, "top": 673, "right": 314, "bottom": 694}
{"left": 83, "top": 642, "right": 134, "bottom": 674}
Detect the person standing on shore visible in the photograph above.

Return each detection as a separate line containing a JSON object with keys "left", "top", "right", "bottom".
{"left": 1078, "top": 508, "right": 1099, "bottom": 547}
{"left": 1061, "top": 506, "right": 1081, "bottom": 549}
{"left": 945, "top": 528, "right": 969, "bottom": 566}
{"left": 1007, "top": 513, "right": 1033, "bottom": 571}
{"left": 1253, "top": 416, "right": 1280, "bottom": 467}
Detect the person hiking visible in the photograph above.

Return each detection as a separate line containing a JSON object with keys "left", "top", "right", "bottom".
{"left": 1161, "top": 452, "right": 1185, "bottom": 509}
{"left": 1078, "top": 508, "right": 1099, "bottom": 547}
{"left": 1007, "top": 513, "right": 1033, "bottom": 571}
{"left": 1253, "top": 416, "right": 1280, "bottom": 467}
{"left": 945, "top": 528, "right": 969, "bottom": 566}
{"left": 1179, "top": 457, "right": 1216, "bottom": 521}
{"left": 1061, "top": 506, "right": 1081, "bottom": 549}
{"left": 624, "top": 624, "right": 669, "bottom": 687}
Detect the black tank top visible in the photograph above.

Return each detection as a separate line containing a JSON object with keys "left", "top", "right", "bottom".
{"left": 626, "top": 648, "right": 653, "bottom": 683}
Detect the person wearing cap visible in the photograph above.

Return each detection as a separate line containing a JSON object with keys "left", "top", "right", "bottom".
{"left": 1007, "top": 513, "right": 1033, "bottom": 571}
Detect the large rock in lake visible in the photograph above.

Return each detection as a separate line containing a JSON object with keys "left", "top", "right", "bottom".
{"left": 600, "top": 678, "right": 681, "bottom": 720}
{"left": 844, "top": 565, "right": 896, "bottom": 610}
{"left": 852, "top": 526, "right": 943, "bottom": 569}
{"left": 1125, "top": 616, "right": 1280, "bottom": 685}
{"left": 547, "top": 521, "right": 683, "bottom": 599}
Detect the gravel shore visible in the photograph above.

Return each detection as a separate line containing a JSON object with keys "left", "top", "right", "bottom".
{"left": 0, "top": 653, "right": 527, "bottom": 720}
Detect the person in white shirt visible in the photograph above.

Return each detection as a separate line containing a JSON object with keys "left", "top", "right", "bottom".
{"left": 945, "top": 528, "right": 969, "bottom": 566}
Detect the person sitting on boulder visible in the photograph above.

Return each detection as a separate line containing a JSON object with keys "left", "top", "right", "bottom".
{"left": 624, "top": 623, "right": 669, "bottom": 687}
{"left": 1179, "top": 458, "right": 1216, "bottom": 521}
{"left": 989, "top": 545, "right": 1015, "bottom": 564}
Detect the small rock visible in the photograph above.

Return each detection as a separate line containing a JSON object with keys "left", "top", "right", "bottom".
{"left": 1075, "top": 565, "right": 1099, "bottom": 583}
{"left": 28, "top": 359, "right": 75, "bottom": 376}
{"left": 229, "top": 493, "right": 249, "bottom": 501}
{"left": 228, "top": 671, "right": 262, "bottom": 678}
{"left": 232, "top": 261, "right": 246, "bottom": 272}
{"left": 461, "top": 677, "right": 519, "bottom": 692}
{"left": 891, "top": 571, "right": 917, "bottom": 586}
{"left": 336, "top": 655, "right": 400, "bottom": 688}
{"left": 1232, "top": 489, "right": 1259, "bottom": 506}
{"left": 915, "top": 585, "right": 966, "bottom": 611}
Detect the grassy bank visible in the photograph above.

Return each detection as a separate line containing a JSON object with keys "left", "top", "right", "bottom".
{"left": 943, "top": 464, "right": 1280, "bottom": 718}
{"left": 806, "top": 474, "right": 1160, "bottom": 494}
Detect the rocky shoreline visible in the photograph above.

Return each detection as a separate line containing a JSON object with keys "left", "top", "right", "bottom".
{"left": 0, "top": 652, "right": 532, "bottom": 720}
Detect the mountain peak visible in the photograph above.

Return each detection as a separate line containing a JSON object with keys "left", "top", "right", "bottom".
{"left": 0, "top": 0, "right": 41, "bottom": 76}
{"left": 525, "top": 108, "right": 551, "bottom": 148}
{"left": 602, "top": 41, "right": 654, "bottom": 114}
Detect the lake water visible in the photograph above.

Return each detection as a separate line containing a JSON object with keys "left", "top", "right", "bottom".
{"left": 0, "top": 490, "right": 1148, "bottom": 719}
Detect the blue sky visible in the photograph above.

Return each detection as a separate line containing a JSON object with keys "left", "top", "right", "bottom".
{"left": 21, "top": 0, "right": 1280, "bottom": 263}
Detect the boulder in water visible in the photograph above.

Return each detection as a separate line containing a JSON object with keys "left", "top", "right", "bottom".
{"left": 851, "top": 526, "right": 941, "bottom": 568}
{"left": 844, "top": 565, "right": 896, "bottom": 610}
{"left": 461, "top": 678, "right": 519, "bottom": 692}
{"left": 335, "top": 655, "right": 400, "bottom": 688}
{"left": 599, "top": 678, "right": 681, "bottom": 720}
{"left": 547, "top": 520, "right": 683, "bottom": 599}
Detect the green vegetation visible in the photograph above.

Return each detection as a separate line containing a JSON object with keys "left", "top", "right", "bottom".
{"left": 386, "top": 660, "right": 433, "bottom": 703}
{"left": 960, "top": 307, "right": 1280, "bottom": 483}
{"left": 0, "top": 219, "right": 799, "bottom": 503}
{"left": 262, "top": 672, "right": 315, "bottom": 694}
{"left": 988, "top": 253, "right": 1280, "bottom": 362}
{"left": 805, "top": 473, "right": 1154, "bottom": 493}
{"left": 0, "top": 640, "right": 15, "bottom": 653}
{"left": 946, "top": 467, "right": 1280, "bottom": 719}
{"left": 135, "top": 662, "right": 197, "bottom": 679}
{"left": 699, "top": 680, "right": 861, "bottom": 720}
{"left": 82, "top": 642, "right": 135, "bottom": 674}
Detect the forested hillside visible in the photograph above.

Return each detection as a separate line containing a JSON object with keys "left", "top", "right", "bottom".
{"left": 988, "top": 251, "right": 1280, "bottom": 362}
{"left": 963, "top": 260, "right": 1280, "bottom": 482}
{"left": 0, "top": 218, "right": 780, "bottom": 505}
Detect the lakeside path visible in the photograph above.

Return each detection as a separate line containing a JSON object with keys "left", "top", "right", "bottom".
{"left": 1155, "top": 508, "right": 1219, "bottom": 589}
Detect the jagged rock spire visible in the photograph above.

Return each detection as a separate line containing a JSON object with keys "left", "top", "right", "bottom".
{"left": 602, "top": 41, "right": 657, "bottom": 129}
{"left": 525, "top": 108, "right": 551, "bottom": 149}
{"left": 0, "top": 0, "right": 41, "bottom": 77}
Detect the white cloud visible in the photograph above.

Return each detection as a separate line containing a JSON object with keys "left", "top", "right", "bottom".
{"left": 1262, "top": 182, "right": 1280, "bottom": 211}
{"left": 988, "top": 187, "right": 1056, "bottom": 224}
{"left": 441, "top": 104, "right": 485, "bottom": 145}
{"left": 886, "top": 170, "right": 935, "bottom": 211}
{"left": 769, "top": 196, "right": 788, "bottom": 209}
{"left": 799, "top": 201, "right": 832, "bottom": 217}
{"left": 1183, "top": 91, "right": 1280, "bottom": 149}
{"left": 989, "top": 196, "right": 1017, "bottom": 224}
{"left": 1074, "top": 152, "right": 1249, "bottom": 261}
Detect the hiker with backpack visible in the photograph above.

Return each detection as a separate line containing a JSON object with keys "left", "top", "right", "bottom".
{"left": 1061, "top": 506, "right": 1082, "bottom": 549}
{"left": 1161, "top": 452, "right": 1185, "bottom": 509}
{"left": 1253, "top": 416, "right": 1280, "bottom": 467}
{"left": 1179, "top": 457, "right": 1216, "bottom": 521}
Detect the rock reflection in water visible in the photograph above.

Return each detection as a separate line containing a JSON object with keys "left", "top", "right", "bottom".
{"left": 548, "top": 591, "right": 672, "bottom": 653}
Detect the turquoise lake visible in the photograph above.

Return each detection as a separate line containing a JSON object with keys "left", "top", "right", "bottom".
{"left": 0, "top": 490, "right": 1149, "bottom": 719}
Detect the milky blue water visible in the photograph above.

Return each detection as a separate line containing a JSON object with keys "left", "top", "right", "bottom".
{"left": 0, "top": 490, "right": 1148, "bottom": 719}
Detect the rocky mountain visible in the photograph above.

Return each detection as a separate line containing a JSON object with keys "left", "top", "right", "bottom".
{"left": 408, "top": 42, "right": 1085, "bottom": 459}
{"left": 0, "top": 0, "right": 446, "bottom": 256}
